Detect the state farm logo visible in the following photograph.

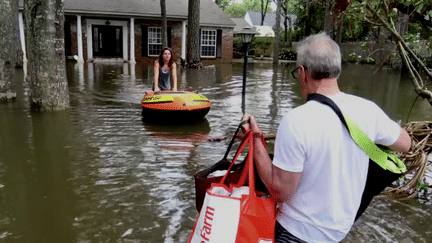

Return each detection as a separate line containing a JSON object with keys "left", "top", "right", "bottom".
{"left": 199, "top": 206, "right": 214, "bottom": 242}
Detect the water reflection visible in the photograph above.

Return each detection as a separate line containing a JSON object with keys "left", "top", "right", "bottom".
{"left": 0, "top": 61, "right": 431, "bottom": 242}
{"left": 0, "top": 110, "right": 77, "bottom": 242}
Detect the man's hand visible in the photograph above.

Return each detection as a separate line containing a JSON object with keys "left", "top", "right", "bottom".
{"left": 241, "top": 114, "right": 263, "bottom": 138}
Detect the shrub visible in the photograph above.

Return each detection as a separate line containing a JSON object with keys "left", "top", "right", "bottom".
{"left": 279, "top": 48, "right": 297, "bottom": 60}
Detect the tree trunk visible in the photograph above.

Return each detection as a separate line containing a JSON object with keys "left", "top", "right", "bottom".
{"left": 160, "top": 0, "right": 168, "bottom": 48}
{"left": 260, "top": 0, "right": 269, "bottom": 26}
{"left": 13, "top": 0, "right": 23, "bottom": 68}
{"left": 273, "top": 0, "right": 282, "bottom": 64}
{"left": 187, "top": 0, "right": 202, "bottom": 68}
{"left": 397, "top": 13, "right": 409, "bottom": 37}
{"left": 305, "top": 0, "right": 311, "bottom": 37}
{"left": 0, "top": 0, "right": 18, "bottom": 102}
{"left": 24, "top": 0, "right": 70, "bottom": 111}
{"left": 288, "top": 17, "right": 292, "bottom": 48}
{"left": 324, "top": 0, "right": 334, "bottom": 38}
{"left": 335, "top": 14, "right": 344, "bottom": 44}
{"left": 282, "top": 5, "right": 288, "bottom": 43}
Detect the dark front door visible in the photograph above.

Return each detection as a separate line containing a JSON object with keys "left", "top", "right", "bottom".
{"left": 92, "top": 25, "right": 123, "bottom": 57}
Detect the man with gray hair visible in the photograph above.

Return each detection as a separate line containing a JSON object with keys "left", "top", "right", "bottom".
{"left": 242, "top": 32, "right": 411, "bottom": 242}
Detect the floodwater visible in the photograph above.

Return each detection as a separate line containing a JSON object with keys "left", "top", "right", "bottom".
{"left": 0, "top": 61, "right": 431, "bottom": 242}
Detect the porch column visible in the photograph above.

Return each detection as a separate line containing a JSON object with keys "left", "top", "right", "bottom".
{"left": 181, "top": 21, "right": 186, "bottom": 60}
{"left": 18, "top": 12, "right": 27, "bottom": 62}
{"left": 130, "top": 18, "right": 136, "bottom": 64}
{"left": 77, "top": 15, "right": 84, "bottom": 63}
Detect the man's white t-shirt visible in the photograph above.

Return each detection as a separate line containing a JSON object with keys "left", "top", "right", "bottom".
{"left": 273, "top": 92, "right": 401, "bottom": 243}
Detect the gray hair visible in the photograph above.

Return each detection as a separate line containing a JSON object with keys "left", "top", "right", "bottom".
{"left": 296, "top": 32, "right": 342, "bottom": 80}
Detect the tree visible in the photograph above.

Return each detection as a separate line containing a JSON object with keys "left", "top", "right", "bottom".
{"left": 280, "top": 0, "right": 296, "bottom": 45}
{"left": 215, "top": 0, "right": 231, "bottom": 11}
{"left": 160, "top": 0, "right": 168, "bottom": 48}
{"left": 224, "top": 0, "right": 261, "bottom": 17}
{"left": 260, "top": 0, "right": 271, "bottom": 25}
{"left": 0, "top": 0, "right": 18, "bottom": 102}
{"left": 356, "top": 0, "right": 432, "bottom": 105}
{"left": 273, "top": 0, "right": 282, "bottom": 63}
{"left": 23, "top": 0, "right": 70, "bottom": 111}
{"left": 187, "top": 0, "right": 202, "bottom": 68}
{"left": 324, "top": 0, "right": 335, "bottom": 37}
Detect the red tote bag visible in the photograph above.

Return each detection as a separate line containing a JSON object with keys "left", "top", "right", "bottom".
{"left": 188, "top": 130, "right": 276, "bottom": 243}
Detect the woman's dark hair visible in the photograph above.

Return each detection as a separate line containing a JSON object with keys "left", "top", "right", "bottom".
{"left": 158, "top": 47, "right": 174, "bottom": 68}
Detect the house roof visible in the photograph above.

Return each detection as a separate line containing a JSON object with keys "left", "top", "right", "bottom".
{"left": 230, "top": 18, "right": 253, "bottom": 32}
{"left": 19, "top": 0, "right": 235, "bottom": 28}
{"left": 255, "top": 26, "right": 274, "bottom": 37}
{"left": 200, "top": 0, "right": 235, "bottom": 27}
{"left": 245, "top": 11, "right": 296, "bottom": 28}
{"left": 64, "top": 0, "right": 188, "bottom": 19}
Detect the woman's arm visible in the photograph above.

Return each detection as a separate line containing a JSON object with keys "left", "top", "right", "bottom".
{"left": 153, "top": 61, "right": 160, "bottom": 92}
{"left": 171, "top": 63, "right": 177, "bottom": 91}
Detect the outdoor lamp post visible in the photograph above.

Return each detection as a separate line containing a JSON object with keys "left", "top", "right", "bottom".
{"left": 236, "top": 26, "right": 257, "bottom": 113}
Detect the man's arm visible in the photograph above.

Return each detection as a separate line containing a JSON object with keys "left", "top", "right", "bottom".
{"left": 388, "top": 128, "right": 411, "bottom": 153}
{"left": 244, "top": 115, "right": 301, "bottom": 203}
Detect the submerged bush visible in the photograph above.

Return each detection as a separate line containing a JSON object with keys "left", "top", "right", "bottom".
{"left": 279, "top": 48, "right": 297, "bottom": 60}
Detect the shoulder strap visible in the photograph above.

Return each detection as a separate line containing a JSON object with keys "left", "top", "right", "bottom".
{"left": 307, "top": 93, "right": 406, "bottom": 173}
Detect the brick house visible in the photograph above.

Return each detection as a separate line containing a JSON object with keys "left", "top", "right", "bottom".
{"left": 18, "top": 0, "right": 235, "bottom": 64}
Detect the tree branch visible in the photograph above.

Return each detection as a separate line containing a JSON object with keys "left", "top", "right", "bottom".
{"left": 365, "top": 2, "right": 432, "bottom": 105}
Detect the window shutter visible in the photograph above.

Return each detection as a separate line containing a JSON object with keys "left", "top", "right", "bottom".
{"left": 216, "top": 29, "right": 222, "bottom": 58}
{"left": 167, "top": 27, "right": 172, "bottom": 48}
{"left": 199, "top": 29, "right": 201, "bottom": 57}
{"left": 142, "top": 26, "right": 148, "bottom": 57}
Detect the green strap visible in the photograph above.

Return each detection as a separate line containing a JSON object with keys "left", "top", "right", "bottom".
{"left": 343, "top": 115, "right": 406, "bottom": 174}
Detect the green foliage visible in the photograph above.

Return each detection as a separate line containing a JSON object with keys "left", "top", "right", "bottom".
{"left": 348, "top": 52, "right": 361, "bottom": 63}
{"left": 417, "top": 179, "right": 429, "bottom": 191}
{"left": 406, "top": 39, "right": 432, "bottom": 68}
{"left": 364, "top": 56, "right": 375, "bottom": 64}
{"left": 347, "top": 51, "right": 375, "bottom": 64}
{"left": 279, "top": 48, "right": 297, "bottom": 60}
{"left": 341, "top": 1, "right": 370, "bottom": 42}
{"left": 253, "top": 38, "right": 272, "bottom": 52}
{"left": 224, "top": 0, "right": 272, "bottom": 17}
{"left": 233, "top": 37, "right": 244, "bottom": 53}
{"left": 215, "top": 0, "right": 230, "bottom": 11}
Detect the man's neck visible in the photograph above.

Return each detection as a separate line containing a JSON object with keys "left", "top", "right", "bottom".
{"left": 313, "top": 78, "right": 341, "bottom": 96}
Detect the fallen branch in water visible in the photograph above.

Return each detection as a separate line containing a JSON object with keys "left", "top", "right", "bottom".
{"left": 382, "top": 121, "right": 432, "bottom": 200}
{"left": 206, "top": 134, "right": 276, "bottom": 142}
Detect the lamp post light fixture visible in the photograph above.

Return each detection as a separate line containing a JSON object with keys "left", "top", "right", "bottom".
{"left": 235, "top": 26, "right": 257, "bottom": 113}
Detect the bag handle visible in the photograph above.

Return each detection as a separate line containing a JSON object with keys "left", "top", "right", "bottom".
{"left": 222, "top": 122, "right": 243, "bottom": 161}
{"left": 218, "top": 128, "right": 262, "bottom": 196}
{"left": 247, "top": 133, "right": 256, "bottom": 195}
{"left": 307, "top": 93, "right": 406, "bottom": 174}
{"left": 219, "top": 129, "right": 252, "bottom": 185}
{"left": 195, "top": 121, "right": 254, "bottom": 180}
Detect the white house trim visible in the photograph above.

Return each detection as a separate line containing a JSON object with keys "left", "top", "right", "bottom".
{"left": 18, "top": 12, "right": 27, "bottom": 62}
{"left": 130, "top": 18, "right": 136, "bottom": 64}
{"left": 85, "top": 19, "right": 129, "bottom": 61}
{"left": 77, "top": 15, "right": 84, "bottom": 63}
{"left": 181, "top": 21, "right": 186, "bottom": 60}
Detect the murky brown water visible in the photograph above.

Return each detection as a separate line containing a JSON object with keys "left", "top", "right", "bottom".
{"left": 0, "top": 61, "right": 431, "bottom": 242}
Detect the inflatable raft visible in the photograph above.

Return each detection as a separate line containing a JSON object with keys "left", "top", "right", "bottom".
{"left": 141, "top": 91, "right": 211, "bottom": 123}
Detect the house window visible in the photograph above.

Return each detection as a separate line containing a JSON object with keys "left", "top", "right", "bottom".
{"left": 148, "top": 27, "right": 162, "bottom": 56}
{"left": 201, "top": 29, "right": 217, "bottom": 58}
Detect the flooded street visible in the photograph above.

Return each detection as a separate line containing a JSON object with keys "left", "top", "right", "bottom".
{"left": 0, "top": 61, "right": 431, "bottom": 242}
